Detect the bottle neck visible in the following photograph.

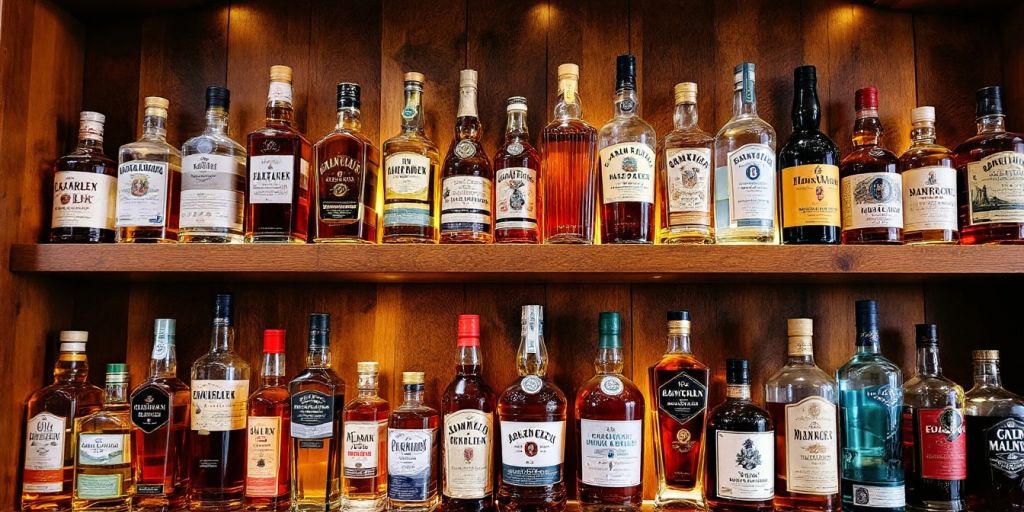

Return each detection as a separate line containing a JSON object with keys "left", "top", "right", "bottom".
{"left": 205, "top": 107, "right": 229, "bottom": 135}
{"left": 456, "top": 344, "right": 481, "bottom": 376}
{"left": 665, "top": 331, "right": 692, "bottom": 355}
{"left": 77, "top": 134, "right": 104, "bottom": 152}
{"left": 456, "top": 116, "right": 480, "bottom": 141}
{"left": 973, "top": 360, "right": 1002, "bottom": 388}
{"left": 456, "top": 85, "right": 479, "bottom": 140}
{"left": 916, "top": 344, "right": 940, "bottom": 377}
{"left": 853, "top": 109, "right": 883, "bottom": 147}
{"left": 266, "top": 82, "right": 295, "bottom": 127}
{"left": 787, "top": 335, "right": 815, "bottom": 365}
{"left": 261, "top": 352, "right": 286, "bottom": 386}
{"left": 336, "top": 106, "right": 361, "bottom": 132}
{"left": 142, "top": 115, "right": 168, "bottom": 141}
{"left": 595, "top": 347, "right": 623, "bottom": 375}
{"left": 733, "top": 83, "right": 757, "bottom": 117}
{"left": 856, "top": 328, "right": 881, "bottom": 354}
{"left": 401, "top": 87, "right": 425, "bottom": 134}
{"left": 726, "top": 383, "right": 751, "bottom": 401}
{"left": 210, "top": 318, "right": 234, "bottom": 353}
{"left": 673, "top": 102, "right": 699, "bottom": 131}
{"left": 54, "top": 352, "right": 89, "bottom": 383}
{"left": 554, "top": 78, "right": 582, "bottom": 120}
{"left": 517, "top": 332, "right": 547, "bottom": 377}
{"left": 613, "top": 87, "right": 639, "bottom": 118}
{"left": 306, "top": 344, "right": 330, "bottom": 369}
{"left": 357, "top": 373, "right": 379, "bottom": 398}
{"left": 149, "top": 341, "right": 177, "bottom": 378}
{"left": 792, "top": 84, "right": 821, "bottom": 129}
{"left": 910, "top": 122, "right": 936, "bottom": 146}
{"left": 401, "top": 385, "right": 424, "bottom": 407}
{"left": 505, "top": 110, "right": 528, "bottom": 141}
{"left": 978, "top": 114, "right": 1006, "bottom": 135}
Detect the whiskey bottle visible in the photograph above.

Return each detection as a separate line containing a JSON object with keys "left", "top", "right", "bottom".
{"left": 704, "top": 359, "right": 774, "bottom": 511}
{"left": 189, "top": 293, "right": 251, "bottom": 511}
{"left": 50, "top": 111, "right": 117, "bottom": 243}
{"left": 179, "top": 86, "right": 247, "bottom": 244}
{"left": 496, "top": 305, "right": 568, "bottom": 512}
{"left": 902, "top": 325, "right": 965, "bottom": 512}
{"left": 343, "top": 361, "right": 389, "bottom": 512}
{"left": 246, "top": 329, "right": 291, "bottom": 511}
{"left": 964, "top": 350, "right": 1024, "bottom": 511}
{"left": 73, "top": 364, "right": 133, "bottom": 512}
{"left": 575, "top": 312, "right": 645, "bottom": 511}
{"left": 648, "top": 311, "right": 709, "bottom": 510}
{"left": 765, "top": 319, "right": 840, "bottom": 512}
{"left": 898, "top": 107, "right": 958, "bottom": 244}
{"left": 440, "top": 314, "right": 496, "bottom": 511}
{"left": 116, "top": 96, "right": 183, "bottom": 243}
{"left": 21, "top": 331, "right": 104, "bottom": 512}
{"left": 290, "top": 314, "right": 346, "bottom": 511}
{"left": 493, "top": 97, "right": 541, "bottom": 243}
{"left": 658, "top": 83, "right": 714, "bottom": 244}
{"left": 598, "top": 54, "right": 656, "bottom": 244}
{"left": 389, "top": 372, "right": 440, "bottom": 511}
{"left": 440, "top": 69, "right": 493, "bottom": 243}
{"left": 130, "top": 319, "right": 190, "bottom": 512}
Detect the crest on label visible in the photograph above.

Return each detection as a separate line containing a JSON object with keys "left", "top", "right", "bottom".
{"left": 402, "top": 106, "right": 417, "bottom": 120}
{"left": 521, "top": 375, "right": 543, "bottom": 394}
{"left": 507, "top": 142, "right": 524, "bottom": 156}
{"left": 455, "top": 140, "right": 477, "bottom": 159}
{"left": 600, "top": 376, "right": 624, "bottom": 395}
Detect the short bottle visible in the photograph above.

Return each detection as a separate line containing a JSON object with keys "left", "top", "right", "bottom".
{"left": 73, "top": 363, "right": 133, "bottom": 512}
{"left": 388, "top": 372, "right": 440, "bottom": 511}
{"left": 493, "top": 97, "right": 542, "bottom": 243}
{"left": 964, "top": 350, "right": 1024, "bottom": 511}
{"left": 245, "top": 329, "right": 291, "bottom": 511}
{"left": 898, "top": 107, "right": 958, "bottom": 244}
{"left": 343, "top": 361, "right": 390, "bottom": 512}
{"left": 658, "top": 83, "right": 715, "bottom": 244}
{"left": 440, "top": 69, "right": 493, "bottom": 244}
{"left": 50, "top": 111, "right": 117, "bottom": 243}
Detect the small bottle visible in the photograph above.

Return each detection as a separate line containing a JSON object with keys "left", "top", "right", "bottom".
{"left": 246, "top": 329, "right": 291, "bottom": 511}
{"left": 964, "top": 350, "right": 1024, "bottom": 511}
{"left": 179, "top": 86, "right": 247, "bottom": 243}
{"left": 73, "top": 363, "right": 133, "bottom": 512}
{"left": 493, "top": 97, "right": 542, "bottom": 243}
{"left": 658, "top": 83, "right": 715, "bottom": 244}
{"left": 899, "top": 106, "right": 959, "bottom": 244}
{"left": 440, "top": 69, "right": 493, "bottom": 244}
{"left": 388, "top": 372, "right": 440, "bottom": 511}
{"left": 50, "top": 111, "right": 117, "bottom": 243}
{"left": 116, "top": 96, "right": 183, "bottom": 243}
{"left": 343, "top": 361, "right": 390, "bottom": 512}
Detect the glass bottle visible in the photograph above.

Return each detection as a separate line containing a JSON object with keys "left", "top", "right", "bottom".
{"left": 116, "top": 96, "right": 183, "bottom": 243}
{"left": 246, "top": 329, "right": 291, "bottom": 511}
{"left": 765, "top": 319, "right": 840, "bottom": 512}
{"left": 898, "top": 106, "right": 958, "bottom": 244}
{"left": 73, "top": 364, "right": 133, "bottom": 512}
{"left": 541, "top": 63, "right": 598, "bottom": 244}
{"left": 598, "top": 54, "right": 657, "bottom": 244}
{"left": 494, "top": 97, "right": 542, "bottom": 243}
{"left": 245, "top": 65, "right": 313, "bottom": 243}
{"left": 713, "top": 62, "right": 779, "bottom": 244}
{"left": 50, "top": 111, "right": 117, "bottom": 243}
{"left": 343, "top": 361, "right": 390, "bottom": 512}
{"left": 130, "top": 319, "right": 190, "bottom": 512}
{"left": 953, "top": 86, "right": 1024, "bottom": 244}
{"left": 778, "top": 65, "right": 841, "bottom": 244}
{"left": 440, "top": 69, "right": 493, "bottom": 244}
{"left": 389, "top": 372, "right": 440, "bottom": 511}
{"left": 964, "top": 350, "right": 1024, "bottom": 511}
{"left": 179, "top": 86, "right": 247, "bottom": 243}
{"left": 382, "top": 72, "right": 441, "bottom": 243}
{"left": 658, "top": 83, "right": 714, "bottom": 244}
{"left": 21, "top": 332, "right": 104, "bottom": 512}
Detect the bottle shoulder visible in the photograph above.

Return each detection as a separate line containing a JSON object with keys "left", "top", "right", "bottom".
{"left": 498, "top": 376, "right": 568, "bottom": 417}
{"left": 76, "top": 407, "right": 132, "bottom": 432}
{"left": 765, "top": 364, "right": 836, "bottom": 391}
{"left": 650, "top": 353, "right": 709, "bottom": 373}
{"left": 954, "top": 130, "right": 1024, "bottom": 155}
{"left": 383, "top": 132, "right": 440, "bottom": 156}
{"left": 716, "top": 115, "right": 776, "bottom": 141}
{"left": 543, "top": 117, "right": 596, "bottom": 136}
{"left": 660, "top": 128, "right": 714, "bottom": 151}
{"left": 183, "top": 132, "right": 247, "bottom": 155}
{"left": 290, "top": 367, "right": 345, "bottom": 389}
{"left": 190, "top": 351, "right": 251, "bottom": 376}
{"left": 57, "top": 150, "right": 117, "bottom": 171}
{"left": 598, "top": 116, "right": 657, "bottom": 147}
{"left": 778, "top": 130, "right": 840, "bottom": 165}
{"left": 120, "top": 139, "right": 182, "bottom": 162}
{"left": 708, "top": 399, "right": 772, "bottom": 430}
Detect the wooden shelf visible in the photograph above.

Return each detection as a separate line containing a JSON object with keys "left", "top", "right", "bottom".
{"left": 9, "top": 244, "right": 1024, "bottom": 283}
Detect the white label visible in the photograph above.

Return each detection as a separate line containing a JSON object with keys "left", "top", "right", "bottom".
{"left": 902, "top": 165, "right": 957, "bottom": 233}
{"left": 665, "top": 148, "right": 712, "bottom": 220}
{"left": 51, "top": 171, "right": 116, "bottom": 230}
{"left": 495, "top": 167, "right": 538, "bottom": 229}
{"left": 180, "top": 154, "right": 242, "bottom": 230}
{"left": 841, "top": 172, "right": 904, "bottom": 230}
{"left": 190, "top": 380, "right": 249, "bottom": 432}
{"left": 500, "top": 420, "right": 565, "bottom": 487}
{"left": 249, "top": 155, "right": 295, "bottom": 204}
{"left": 268, "top": 82, "right": 292, "bottom": 103}
{"left": 23, "top": 412, "right": 66, "bottom": 493}
{"left": 600, "top": 142, "right": 656, "bottom": 204}
{"left": 726, "top": 143, "right": 776, "bottom": 224}
{"left": 388, "top": 428, "right": 434, "bottom": 501}
{"left": 783, "top": 397, "right": 839, "bottom": 494}
{"left": 850, "top": 483, "right": 906, "bottom": 507}
{"left": 116, "top": 161, "right": 169, "bottom": 227}
{"left": 443, "top": 409, "right": 493, "bottom": 499}
{"left": 77, "top": 434, "right": 129, "bottom": 465}
{"left": 384, "top": 152, "right": 432, "bottom": 228}
{"left": 579, "top": 419, "right": 642, "bottom": 487}
{"left": 441, "top": 175, "right": 492, "bottom": 226}
{"left": 715, "top": 430, "right": 774, "bottom": 501}
{"left": 344, "top": 420, "right": 386, "bottom": 477}
{"left": 967, "top": 151, "right": 1024, "bottom": 225}
{"left": 600, "top": 376, "right": 624, "bottom": 396}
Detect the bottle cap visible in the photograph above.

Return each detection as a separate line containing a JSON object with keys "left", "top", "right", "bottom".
{"left": 667, "top": 310, "right": 689, "bottom": 321}
{"left": 914, "top": 324, "right": 938, "bottom": 347}
{"left": 855, "top": 299, "right": 878, "bottom": 332}
{"left": 106, "top": 363, "right": 128, "bottom": 373}
{"left": 80, "top": 111, "right": 105, "bottom": 124}
{"left": 105, "top": 363, "right": 129, "bottom": 384}
{"left": 788, "top": 318, "right": 813, "bottom": 337}
{"left": 673, "top": 82, "right": 697, "bottom": 105}
{"left": 794, "top": 65, "right": 816, "bottom": 85}
{"left": 144, "top": 96, "right": 169, "bottom": 118}
{"left": 787, "top": 318, "right": 813, "bottom": 356}
{"left": 60, "top": 330, "right": 89, "bottom": 342}
{"left": 214, "top": 293, "right": 233, "bottom": 323}
{"left": 557, "top": 63, "right": 579, "bottom": 80}
{"left": 337, "top": 82, "right": 360, "bottom": 110}
{"left": 263, "top": 329, "right": 286, "bottom": 354}
{"left": 270, "top": 65, "right": 293, "bottom": 82}
{"left": 357, "top": 361, "right": 379, "bottom": 374}
{"left": 615, "top": 54, "right": 636, "bottom": 90}
{"left": 404, "top": 71, "right": 425, "bottom": 83}
{"left": 733, "top": 62, "right": 755, "bottom": 84}
{"left": 205, "top": 86, "right": 230, "bottom": 110}
{"left": 154, "top": 318, "right": 176, "bottom": 338}
{"left": 460, "top": 69, "right": 478, "bottom": 88}
{"left": 911, "top": 106, "right": 935, "bottom": 125}
{"left": 598, "top": 312, "right": 621, "bottom": 349}
{"left": 726, "top": 359, "right": 750, "bottom": 385}
{"left": 976, "top": 86, "right": 1004, "bottom": 117}
{"left": 308, "top": 313, "right": 330, "bottom": 347}
{"left": 973, "top": 349, "right": 999, "bottom": 361}
{"left": 506, "top": 96, "right": 527, "bottom": 113}
{"left": 402, "top": 371, "right": 425, "bottom": 385}
{"left": 855, "top": 87, "right": 879, "bottom": 111}
{"left": 457, "top": 314, "right": 480, "bottom": 347}
{"left": 667, "top": 310, "right": 690, "bottom": 336}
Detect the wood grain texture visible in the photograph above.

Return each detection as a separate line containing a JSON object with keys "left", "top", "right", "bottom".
{"left": 81, "top": 18, "right": 141, "bottom": 154}
{"left": 1001, "top": 4, "right": 1024, "bottom": 129}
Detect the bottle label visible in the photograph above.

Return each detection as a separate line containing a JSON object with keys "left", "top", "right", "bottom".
{"left": 657, "top": 369, "right": 708, "bottom": 426}
{"left": 190, "top": 380, "right": 249, "bottom": 432}
{"left": 495, "top": 166, "right": 538, "bottom": 230}
{"left": 344, "top": 420, "right": 386, "bottom": 477}
{"left": 664, "top": 148, "right": 712, "bottom": 226}
{"left": 51, "top": 171, "right": 116, "bottom": 230}
{"left": 290, "top": 390, "right": 335, "bottom": 439}
{"left": 76, "top": 473, "right": 124, "bottom": 500}
{"left": 714, "top": 430, "right": 774, "bottom": 501}
{"left": 902, "top": 165, "right": 957, "bottom": 233}
{"left": 23, "top": 412, "right": 66, "bottom": 493}
{"left": 268, "top": 81, "right": 292, "bottom": 103}
{"left": 599, "top": 142, "right": 656, "bottom": 205}
{"left": 115, "top": 161, "right": 170, "bottom": 227}
{"left": 317, "top": 154, "right": 366, "bottom": 222}
{"left": 440, "top": 175, "right": 492, "bottom": 231}
{"left": 500, "top": 420, "right": 565, "bottom": 487}
{"left": 579, "top": 418, "right": 643, "bottom": 487}
{"left": 388, "top": 428, "right": 435, "bottom": 502}
{"left": 915, "top": 407, "right": 966, "bottom": 480}
{"left": 249, "top": 155, "right": 295, "bottom": 204}
{"left": 383, "top": 152, "right": 432, "bottom": 228}
{"left": 783, "top": 397, "right": 839, "bottom": 494}
{"left": 443, "top": 409, "right": 493, "bottom": 499}
{"left": 984, "top": 417, "right": 1024, "bottom": 478}
{"left": 966, "top": 151, "right": 1024, "bottom": 225}
{"left": 180, "top": 154, "right": 243, "bottom": 230}
{"left": 130, "top": 386, "right": 171, "bottom": 433}
{"left": 850, "top": 481, "right": 906, "bottom": 507}
{"left": 724, "top": 143, "right": 776, "bottom": 225}
{"left": 245, "top": 415, "right": 282, "bottom": 497}
{"left": 865, "top": 384, "right": 903, "bottom": 409}
{"left": 520, "top": 375, "right": 544, "bottom": 394}
{"left": 78, "top": 433, "right": 129, "bottom": 465}
{"left": 781, "top": 164, "right": 840, "bottom": 228}
{"left": 841, "top": 172, "right": 904, "bottom": 230}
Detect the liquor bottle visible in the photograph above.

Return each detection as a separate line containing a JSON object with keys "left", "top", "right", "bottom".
{"left": 575, "top": 312, "right": 645, "bottom": 511}
{"left": 964, "top": 350, "right": 1024, "bottom": 511}
{"left": 836, "top": 300, "right": 905, "bottom": 511}
{"left": 704, "top": 359, "right": 774, "bottom": 511}
{"left": 657, "top": 83, "right": 714, "bottom": 244}
{"left": 765, "top": 319, "right": 840, "bottom": 512}
{"left": 496, "top": 305, "right": 568, "bottom": 512}
{"left": 245, "top": 65, "right": 313, "bottom": 243}
{"left": 840, "top": 87, "right": 904, "bottom": 244}
{"left": 189, "top": 293, "right": 251, "bottom": 511}
{"left": 778, "top": 65, "right": 841, "bottom": 244}
{"left": 73, "top": 363, "right": 133, "bottom": 512}
{"left": 389, "top": 372, "right": 440, "bottom": 511}
{"left": 290, "top": 314, "right": 346, "bottom": 511}
{"left": 440, "top": 69, "right": 493, "bottom": 244}
{"left": 50, "top": 111, "right": 117, "bottom": 243}
{"left": 953, "top": 86, "right": 1024, "bottom": 244}
{"left": 246, "top": 329, "right": 291, "bottom": 511}
{"left": 116, "top": 96, "right": 183, "bottom": 243}
{"left": 179, "top": 86, "right": 247, "bottom": 243}
{"left": 21, "top": 331, "right": 104, "bottom": 512}
{"left": 440, "top": 314, "right": 496, "bottom": 511}
{"left": 493, "top": 97, "right": 541, "bottom": 243}
{"left": 312, "top": 83, "right": 380, "bottom": 243}
{"left": 898, "top": 107, "right": 958, "bottom": 244}
{"left": 130, "top": 319, "right": 190, "bottom": 512}
{"left": 598, "top": 54, "right": 656, "bottom": 244}
{"left": 648, "top": 311, "right": 709, "bottom": 510}
{"left": 541, "top": 63, "right": 598, "bottom": 244}
{"left": 343, "top": 361, "right": 389, "bottom": 511}
{"left": 713, "top": 62, "right": 779, "bottom": 244}
{"left": 382, "top": 72, "right": 441, "bottom": 243}
{"left": 902, "top": 324, "right": 965, "bottom": 512}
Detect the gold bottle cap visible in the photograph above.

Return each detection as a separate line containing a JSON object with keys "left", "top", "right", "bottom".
{"left": 460, "top": 69, "right": 478, "bottom": 88}
{"left": 973, "top": 350, "right": 1000, "bottom": 361}
{"left": 402, "top": 371, "right": 425, "bottom": 385}
{"left": 787, "top": 318, "right": 814, "bottom": 356}
{"left": 144, "top": 96, "right": 169, "bottom": 118}
{"left": 270, "top": 65, "right": 293, "bottom": 82}
{"left": 674, "top": 82, "right": 698, "bottom": 104}
{"left": 404, "top": 71, "right": 425, "bottom": 83}
{"left": 60, "top": 330, "right": 89, "bottom": 342}
{"left": 557, "top": 63, "right": 579, "bottom": 80}
{"left": 357, "top": 361, "right": 380, "bottom": 373}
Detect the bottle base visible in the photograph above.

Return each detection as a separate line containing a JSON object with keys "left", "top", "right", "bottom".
{"left": 544, "top": 233, "right": 593, "bottom": 244}
{"left": 245, "top": 235, "right": 307, "bottom": 243}
{"left": 343, "top": 496, "right": 387, "bottom": 512}
{"left": 179, "top": 231, "right": 245, "bottom": 244}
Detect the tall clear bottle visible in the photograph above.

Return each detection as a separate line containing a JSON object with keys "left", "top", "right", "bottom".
{"left": 898, "top": 107, "right": 958, "bottom": 244}
{"left": 343, "top": 362, "right": 390, "bottom": 512}
{"left": 50, "top": 111, "right": 117, "bottom": 243}
{"left": 246, "top": 329, "right": 290, "bottom": 511}
{"left": 658, "top": 83, "right": 715, "bottom": 244}
{"left": 493, "top": 97, "right": 542, "bottom": 243}
{"left": 964, "top": 350, "right": 1024, "bottom": 511}
{"left": 73, "top": 364, "right": 133, "bottom": 512}
{"left": 440, "top": 69, "right": 493, "bottom": 244}
{"left": 388, "top": 372, "right": 441, "bottom": 512}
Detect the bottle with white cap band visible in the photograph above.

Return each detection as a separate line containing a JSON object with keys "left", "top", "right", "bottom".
{"left": 50, "top": 111, "right": 118, "bottom": 243}
{"left": 494, "top": 96, "right": 541, "bottom": 243}
{"left": 440, "top": 69, "right": 494, "bottom": 244}
{"left": 898, "top": 105, "right": 959, "bottom": 244}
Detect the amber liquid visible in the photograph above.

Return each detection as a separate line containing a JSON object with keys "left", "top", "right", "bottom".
{"left": 649, "top": 362, "right": 708, "bottom": 503}
{"left": 246, "top": 119, "right": 313, "bottom": 243}
{"left": 840, "top": 141, "right": 903, "bottom": 244}
{"left": 343, "top": 395, "right": 390, "bottom": 509}
{"left": 118, "top": 167, "right": 183, "bottom": 243}
{"left": 953, "top": 130, "right": 1024, "bottom": 244}
{"left": 49, "top": 143, "right": 117, "bottom": 243}
{"left": 246, "top": 383, "right": 291, "bottom": 511}
{"left": 899, "top": 138, "right": 959, "bottom": 244}
{"left": 133, "top": 400, "right": 190, "bottom": 511}
{"left": 190, "top": 428, "right": 247, "bottom": 510}
{"left": 496, "top": 377, "right": 567, "bottom": 512}
{"left": 440, "top": 117, "right": 493, "bottom": 244}
{"left": 575, "top": 376, "right": 645, "bottom": 510}
{"left": 766, "top": 402, "right": 840, "bottom": 512}
{"left": 441, "top": 364, "right": 496, "bottom": 512}
{"left": 541, "top": 119, "right": 597, "bottom": 244}
{"left": 313, "top": 129, "right": 380, "bottom": 243}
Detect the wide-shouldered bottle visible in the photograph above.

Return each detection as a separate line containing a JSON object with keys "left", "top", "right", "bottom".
{"left": 73, "top": 364, "right": 134, "bottom": 512}
{"left": 964, "top": 350, "right": 1024, "bottom": 511}
{"left": 50, "top": 111, "right": 117, "bottom": 243}
{"left": 389, "top": 371, "right": 441, "bottom": 511}
{"left": 898, "top": 107, "right": 958, "bottom": 244}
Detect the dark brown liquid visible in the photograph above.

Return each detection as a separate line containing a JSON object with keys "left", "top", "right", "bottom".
{"left": 189, "top": 428, "right": 247, "bottom": 509}
{"left": 246, "top": 125, "right": 312, "bottom": 243}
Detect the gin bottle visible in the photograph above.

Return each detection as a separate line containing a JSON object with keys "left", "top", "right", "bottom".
{"left": 964, "top": 350, "right": 1024, "bottom": 511}
{"left": 388, "top": 372, "right": 440, "bottom": 511}
{"left": 73, "top": 364, "right": 133, "bottom": 512}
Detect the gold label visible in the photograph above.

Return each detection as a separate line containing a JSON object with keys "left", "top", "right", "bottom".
{"left": 788, "top": 336, "right": 813, "bottom": 357}
{"left": 190, "top": 380, "right": 249, "bottom": 432}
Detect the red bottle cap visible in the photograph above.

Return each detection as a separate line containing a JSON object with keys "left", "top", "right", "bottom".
{"left": 263, "top": 329, "right": 286, "bottom": 354}
{"left": 457, "top": 314, "right": 480, "bottom": 347}
{"left": 855, "top": 86, "right": 879, "bottom": 111}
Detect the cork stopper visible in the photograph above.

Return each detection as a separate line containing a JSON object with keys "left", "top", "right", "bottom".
{"left": 357, "top": 361, "right": 380, "bottom": 374}
{"left": 402, "top": 371, "right": 425, "bottom": 385}
{"left": 59, "top": 330, "right": 89, "bottom": 356}
{"left": 674, "top": 82, "right": 697, "bottom": 105}
{"left": 557, "top": 63, "right": 579, "bottom": 80}
{"left": 60, "top": 331, "right": 89, "bottom": 342}
{"left": 973, "top": 350, "right": 999, "bottom": 361}
{"left": 144, "top": 96, "right": 169, "bottom": 118}
{"left": 404, "top": 71, "right": 425, "bottom": 83}
{"left": 270, "top": 65, "right": 293, "bottom": 82}
{"left": 459, "top": 69, "right": 478, "bottom": 88}
{"left": 911, "top": 106, "right": 935, "bottom": 126}
{"left": 787, "top": 318, "right": 814, "bottom": 356}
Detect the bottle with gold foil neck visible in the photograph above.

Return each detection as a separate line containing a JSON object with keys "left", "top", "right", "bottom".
{"left": 658, "top": 83, "right": 715, "bottom": 244}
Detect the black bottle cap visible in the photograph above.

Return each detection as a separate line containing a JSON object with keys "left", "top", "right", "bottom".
{"left": 667, "top": 311, "right": 690, "bottom": 321}
{"left": 855, "top": 300, "right": 878, "bottom": 332}
{"left": 794, "top": 65, "right": 816, "bottom": 86}
{"left": 214, "top": 294, "right": 233, "bottom": 323}
{"left": 205, "top": 86, "right": 230, "bottom": 110}
{"left": 337, "top": 82, "right": 361, "bottom": 109}
{"left": 309, "top": 313, "right": 331, "bottom": 347}
{"left": 915, "top": 324, "right": 938, "bottom": 347}
{"left": 726, "top": 359, "right": 750, "bottom": 385}
{"left": 976, "top": 86, "right": 1004, "bottom": 117}
{"left": 615, "top": 54, "right": 636, "bottom": 91}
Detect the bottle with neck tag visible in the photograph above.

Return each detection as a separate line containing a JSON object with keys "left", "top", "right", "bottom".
{"left": 494, "top": 96, "right": 542, "bottom": 243}
{"left": 440, "top": 69, "right": 493, "bottom": 243}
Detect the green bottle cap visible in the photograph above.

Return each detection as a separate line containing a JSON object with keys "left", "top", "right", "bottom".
{"left": 105, "top": 363, "right": 129, "bottom": 385}
{"left": 598, "top": 312, "right": 621, "bottom": 349}
{"left": 106, "top": 363, "right": 128, "bottom": 373}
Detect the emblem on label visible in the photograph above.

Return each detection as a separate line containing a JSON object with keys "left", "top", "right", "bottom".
{"left": 600, "top": 376, "right": 623, "bottom": 396}
{"left": 455, "top": 140, "right": 477, "bottom": 159}
{"left": 521, "top": 375, "right": 543, "bottom": 394}
{"left": 507, "top": 142, "right": 524, "bottom": 156}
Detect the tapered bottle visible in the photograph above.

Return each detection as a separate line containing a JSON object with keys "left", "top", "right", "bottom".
{"left": 493, "top": 97, "right": 541, "bottom": 243}
{"left": 343, "top": 362, "right": 389, "bottom": 512}
{"left": 898, "top": 107, "right": 958, "bottom": 244}
{"left": 440, "top": 69, "right": 493, "bottom": 243}
{"left": 658, "top": 84, "right": 715, "bottom": 244}
{"left": 245, "top": 329, "right": 290, "bottom": 511}
{"left": 964, "top": 350, "right": 1024, "bottom": 511}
